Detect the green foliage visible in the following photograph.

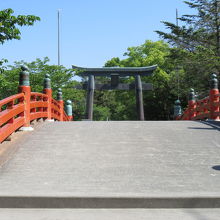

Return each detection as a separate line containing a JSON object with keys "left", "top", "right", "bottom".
{"left": 4, "top": 57, "right": 72, "bottom": 94}
{"left": 155, "top": 0, "right": 220, "bottom": 110}
{"left": 96, "top": 40, "right": 177, "bottom": 120}
{"left": 0, "top": 8, "right": 40, "bottom": 44}
{"left": 93, "top": 105, "right": 110, "bottom": 121}
{"left": 0, "top": 58, "right": 85, "bottom": 120}
{"left": 156, "top": 0, "right": 220, "bottom": 75}
{"left": 93, "top": 90, "right": 136, "bottom": 120}
{"left": 62, "top": 84, "right": 86, "bottom": 120}
{"left": 0, "top": 8, "right": 40, "bottom": 73}
{"left": 0, "top": 65, "right": 19, "bottom": 99}
{"left": 156, "top": 1, "right": 219, "bottom": 50}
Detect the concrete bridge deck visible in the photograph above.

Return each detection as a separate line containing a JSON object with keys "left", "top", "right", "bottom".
{"left": 0, "top": 121, "right": 220, "bottom": 218}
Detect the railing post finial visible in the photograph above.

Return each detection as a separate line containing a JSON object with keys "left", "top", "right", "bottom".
{"left": 65, "top": 100, "right": 73, "bottom": 121}
{"left": 189, "top": 88, "right": 195, "bottom": 101}
{"left": 57, "top": 88, "right": 63, "bottom": 101}
{"left": 210, "top": 73, "right": 218, "bottom": 90}
{"left": 19, "top": 65, "right": 30, "bottom": 86}
{"left": 174, "top": 99, "right": 182, "bottom": 120}
{"left": 44, "top": 74, "right": 51, "bottom": 89}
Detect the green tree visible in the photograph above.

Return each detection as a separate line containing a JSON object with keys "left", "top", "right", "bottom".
{"left": 156, "top": 1, "right": 219, "bottom": 54}
{"left": 0, "top": 8, "right": 40, "bottom": 71}
{"left": 0, "top": 58, "right": 85, "bottom": 120}
{"left": 156, "top": 0, "right": 220, "bottom": 98}
{"left": 96, "top": 40, "right": 178, "bottom": 120}
{"left": 0, "top": 8, "right": 40, "bottom": 44}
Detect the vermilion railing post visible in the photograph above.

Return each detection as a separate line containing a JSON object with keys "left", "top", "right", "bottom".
{"left": 209, "top": 74, "right": 219, "bottom": 120}
{"left": 65, "top": 100, "right": 73, "bottom": 121}
{"left": 57, "top": 88, "right": 64, "bottom": 121}
{"left": 18, "top": 66, "right": 33, "bottom": 131}
{"left": 43, "top": 74, "right": 53, "bottom": 121}
{"left": 188, "top": 88, "right": 197, "bottom": 120}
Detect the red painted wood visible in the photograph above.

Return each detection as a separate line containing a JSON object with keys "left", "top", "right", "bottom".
{"left": 58, "top": 100, "right": 64, "bottom": 121}
{"left": 18, "top": 86, "right": 31, "bottom": 127}
{"left": 0, "top": 88, "right": 72, "bottom": 143}
{"left": 30, "top": 101, "right": 48, "bottom": 109}
{"left": 0, "top": 104, "right": 25, "bottom": 126}
{"left": 30, "top": 112, "right": 48, "bottom": 121}
{"left": 177, "top": 89, "right": 219, "bottom": 121}
{"left": 51, "top": 112, "right": 60, "bottom": 121}
{"left": 0, "top": 93, "right": 25, "bottom": 143}
{"left": 210, "top": 89, "right": 220, "bottom": 120}
{"left": 0, "top": 117, "right": 25, "bottom": 143}
{"left": 43, "top": 88, "right": 52, "bottom": 120}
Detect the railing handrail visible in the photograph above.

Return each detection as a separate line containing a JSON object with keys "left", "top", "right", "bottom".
{"left": 0, "top": 93, "right": 24, "bottom": 108}
{"left": 196, "top": 96, "right": 209, "bottom": 103}
{"left": 30, "top": 92, "right": 49, "bottom": 99}
{"left": 174, "top": 74, "right": 219, "bottom": 121}
{"left": 0, "top": 66, "right": 73, "bottom": 143}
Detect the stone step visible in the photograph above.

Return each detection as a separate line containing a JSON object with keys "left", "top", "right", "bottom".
{"left": 0, "top": 196, "right": 220, "bottom": 208}
{"left": 0, "top": 208, "right": 220, "bottom": 220}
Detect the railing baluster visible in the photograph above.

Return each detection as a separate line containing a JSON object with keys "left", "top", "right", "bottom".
{"left": 7, "top": 100, "right": 14, "bottom": 124}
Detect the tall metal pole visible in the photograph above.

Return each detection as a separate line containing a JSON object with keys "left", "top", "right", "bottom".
{"left": 58, "top": 10, "right": 61, "bottom": 66}
{"left": 176, "top": 8, "right": 179, "bottom": 27}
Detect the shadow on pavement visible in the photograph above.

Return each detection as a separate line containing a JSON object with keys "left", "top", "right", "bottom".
{"left": 188, "top": 121, "right": 220, "bottom": 131}
{"left": 184, "top": 209, "right": 217, "bottom": 220}
{"left": 212, "top": 165, "right": 220, "bottom": 171}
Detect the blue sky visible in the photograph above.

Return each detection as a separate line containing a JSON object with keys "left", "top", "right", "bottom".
{"left": 1, "top": 0, "right": 192, "bottom": 69}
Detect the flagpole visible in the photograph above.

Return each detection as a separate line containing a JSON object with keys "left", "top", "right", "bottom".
{"left": 58, "top": 9, "right": 61, "bottom": 66}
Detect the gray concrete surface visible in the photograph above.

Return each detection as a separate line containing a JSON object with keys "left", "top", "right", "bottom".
{"left": 0, "top": 121, "right": 219, "bottom": 208}
{"left": 1, "top": 209, "right": 220, "bottom": 220}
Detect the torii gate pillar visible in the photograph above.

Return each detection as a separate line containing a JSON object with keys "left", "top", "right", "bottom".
{"left": 135, "top": 75, "right": 144, "bottom": 121}
{"left": 86, "top": 75, "right": 95, "bottom": 120}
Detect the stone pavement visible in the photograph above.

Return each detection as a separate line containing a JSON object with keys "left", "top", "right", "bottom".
{"left": 0, "top": 121, "right": 219, "bottom": 217}
{"left": 1, "top": 208, "right": 220, "bottom": 220}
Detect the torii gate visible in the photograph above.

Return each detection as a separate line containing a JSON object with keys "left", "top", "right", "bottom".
{"left": 72, "top": 65, "right": 157, "bottom": 121}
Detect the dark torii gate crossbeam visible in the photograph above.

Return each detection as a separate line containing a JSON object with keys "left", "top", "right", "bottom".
{"left": 72, "top": 65, "right": 157, "bottom": 120}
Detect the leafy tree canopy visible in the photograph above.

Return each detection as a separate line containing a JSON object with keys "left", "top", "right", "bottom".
{"left": 0, "top": 8, "right": 40, "bottom": 44}
{"left": 156, "top": 0, "right": 220, "bottom": 54}
{"left": 95, "top": 40, "right": 178, "bottom": 120}
{"left": 0, "top": 58, "right": 85, "bottom": 120}
{"left": 156, "top": 0, "right": 220, "bottom": 96}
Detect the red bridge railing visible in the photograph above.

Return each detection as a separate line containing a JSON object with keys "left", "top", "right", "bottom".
{"left": 174, "top": 74, "right": 219, "bottom": 121}
{"left": 0, "top": 66, "right": 73, "bottom": 143}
